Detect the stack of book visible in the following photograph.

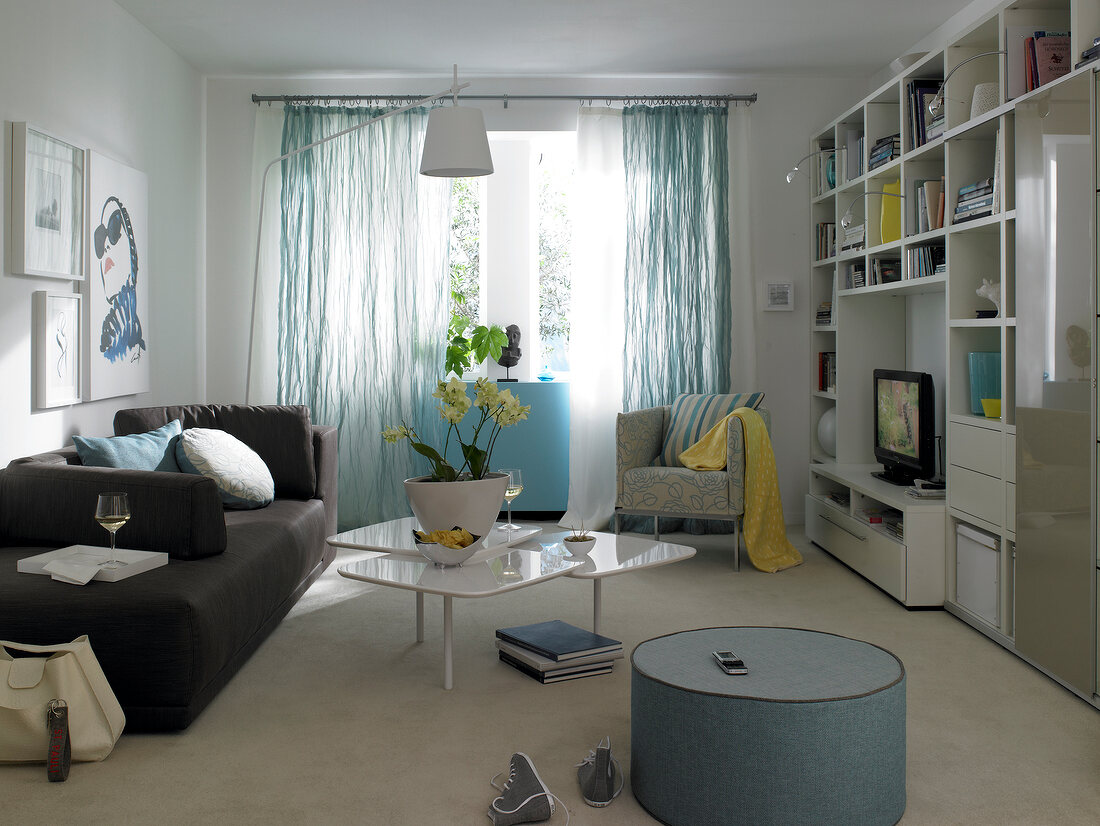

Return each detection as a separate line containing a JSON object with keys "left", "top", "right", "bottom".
{"left": 1024, "top": 31, "right": 1071, "bottom": 91}
{"left": 1076, "top": 36, "right": 1100, "bottom": 69}
{"left": 840, "top": 222, "right": 865, "bottom": 252}
{"left": 868, "top": 133, "right": 901, "bottom": 170}
{"left": 846, "top": 260, "right": 866, "bottom": 289}
{"left": 495, "top": 620, "right": 623, "bottom": 684}
{"left": 815, "top": 300, "right": 833, "bottom": 326}
{"left": 952, "top": 178, "right": 994, "bottom": 224}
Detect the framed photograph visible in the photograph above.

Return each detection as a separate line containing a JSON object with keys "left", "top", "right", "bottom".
{"left": 33, "top": 291, "right": 82, "bottom": 408}
{"left": 83, "top": 151, "right": 150, "bottom": 401}
{"left": 12, "top": 123, "right": 85, "bottom": 280}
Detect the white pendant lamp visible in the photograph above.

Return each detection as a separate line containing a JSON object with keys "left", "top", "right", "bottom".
{"left": 420, "top": 65, "right": 494, "bottom": 177}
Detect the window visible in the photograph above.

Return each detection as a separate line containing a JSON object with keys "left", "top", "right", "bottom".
{"left": 448, "top": 132, "right": 574, "bottom": 378}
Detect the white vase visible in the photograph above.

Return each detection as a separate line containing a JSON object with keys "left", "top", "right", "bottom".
{"left": 404, "top": 473, "right": 509, "bottom": 548}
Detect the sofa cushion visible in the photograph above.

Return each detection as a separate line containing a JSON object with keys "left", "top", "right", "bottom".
{"left": 176, "top": 429, "right": 275, "bottom": 510}
{"left": 659, "top": 393, "right": 765, "bottom": 467}
{"left": 114, "top": 405, "right": 316, "bottom": 499}
{"left": 73, "top": 420, "right": 182, "bottom": 472}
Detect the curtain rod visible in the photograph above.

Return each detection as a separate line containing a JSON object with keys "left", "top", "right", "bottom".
{"left": 251, "top": 92, "right": 756, "bottom": 107}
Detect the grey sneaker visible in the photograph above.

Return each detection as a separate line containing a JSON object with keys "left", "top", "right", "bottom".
{"left": 488, "top": 752, "right": 555, "bottom": 825}
{"left": 576, "top": 736, "right": 623, "bottom": 807}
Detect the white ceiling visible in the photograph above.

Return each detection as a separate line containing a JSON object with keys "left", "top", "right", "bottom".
{"left": 114, "top": 0, "right": 972, "bottom": 78}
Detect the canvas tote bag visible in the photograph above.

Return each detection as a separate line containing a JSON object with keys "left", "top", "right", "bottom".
{"left": 1, "top": 636, "right": 125, "bottom": 762}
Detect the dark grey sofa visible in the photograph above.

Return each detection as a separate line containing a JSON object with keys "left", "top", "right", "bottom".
{"left": 0, "top": 404, "right": 337, "bottom": 732}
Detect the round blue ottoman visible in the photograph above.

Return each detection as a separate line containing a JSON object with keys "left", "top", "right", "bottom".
{"left": 631, "top": 627, "right": 905, "bottom": 826}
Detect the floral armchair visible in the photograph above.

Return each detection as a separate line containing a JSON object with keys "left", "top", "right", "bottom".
{"left": 614, "top": 395, "right": 770, "bottom": 570}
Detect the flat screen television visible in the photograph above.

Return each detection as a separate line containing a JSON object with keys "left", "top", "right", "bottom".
{"left": 872, "top": 368, "right": 935, "bottom": 486}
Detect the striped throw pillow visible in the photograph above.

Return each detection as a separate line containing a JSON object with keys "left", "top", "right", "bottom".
{"left": 658, "top": 393, "right": 765, "bottom": 467}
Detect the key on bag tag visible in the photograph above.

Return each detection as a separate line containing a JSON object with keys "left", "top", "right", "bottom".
{"left": 47, "top": 699, "right": 71, "bottom": 782}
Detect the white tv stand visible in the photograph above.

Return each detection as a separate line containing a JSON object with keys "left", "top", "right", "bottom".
{"left": 806, "top": 464, "right": 945, "bottom": 607}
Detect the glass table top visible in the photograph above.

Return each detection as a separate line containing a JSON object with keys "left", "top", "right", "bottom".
{"left": 513, "top": 530, "right": 696, "bottom": 579}
{"left": 328, "top": 516, "right": 541, "bottom": 565}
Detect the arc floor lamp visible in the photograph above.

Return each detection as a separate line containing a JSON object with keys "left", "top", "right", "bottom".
{"left": 244, "top": 65, "right": 494, "bottom": 402}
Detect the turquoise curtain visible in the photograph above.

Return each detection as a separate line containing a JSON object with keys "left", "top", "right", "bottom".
{"left": 278, "top": 106, "right": 451, "bottom": 529}
{"left": 621, "top": 105, "right": 732, "bottom": 412}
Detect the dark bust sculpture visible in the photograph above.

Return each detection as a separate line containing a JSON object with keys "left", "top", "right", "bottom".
{"left": 497, "top": 324, "right": 522, "bottom": 380}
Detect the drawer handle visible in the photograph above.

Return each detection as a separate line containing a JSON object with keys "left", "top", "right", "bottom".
{"left": 818, "top": 513, "right": 867, "bottom": 542}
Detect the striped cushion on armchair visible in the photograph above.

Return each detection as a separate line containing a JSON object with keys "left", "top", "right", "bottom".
{"left": 658, "top": 392, "right": 765, "bottom": 467}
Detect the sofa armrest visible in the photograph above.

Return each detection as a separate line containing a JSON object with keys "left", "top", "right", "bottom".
{"left": 616, "top": 406, "right": 668, "bottom": 499}
{"left": 312, "top": 425, "right": 338, "bottom": 537}
{"left": 1, "top": 461, "right": 227, "bottom": 559}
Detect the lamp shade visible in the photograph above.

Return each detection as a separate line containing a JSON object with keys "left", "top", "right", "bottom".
{"left": 420, "top": 105, "right": 494, "bottom": 177}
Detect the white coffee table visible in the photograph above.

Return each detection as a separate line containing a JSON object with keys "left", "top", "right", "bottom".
{"left": 330, "top": 520, "right": 695, "bottom": 688}
{"left": 514, "top": 531, "right": 696, "bottom": 635}
{"left": 335, "top": 521, "right": 579, "bottom": 689}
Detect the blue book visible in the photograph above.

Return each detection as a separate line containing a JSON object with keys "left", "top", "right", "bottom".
{"left": 496, "top": 620, "right": 622, "bottom": 661}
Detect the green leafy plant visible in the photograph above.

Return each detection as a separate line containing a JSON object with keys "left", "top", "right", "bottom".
{"left": 383, "top": 378, "right": 530, "bottom": 481}
{"left": 445, "top": 300, "right": 508, "bottom": 377}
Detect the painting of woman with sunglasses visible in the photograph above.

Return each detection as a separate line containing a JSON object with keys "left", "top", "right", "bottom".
{"left": 94, "top": 195, "right": 145, "bottom": 363}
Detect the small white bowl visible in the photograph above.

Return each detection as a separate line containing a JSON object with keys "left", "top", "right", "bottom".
{"left": 562, "top": 536, "right": 596, "bottom": 557}
{"left": 412, "top": 530, "right": 481, "bottom": 566}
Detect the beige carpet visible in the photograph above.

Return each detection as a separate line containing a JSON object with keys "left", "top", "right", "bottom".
{"left": 7, "top": 524, "right": 1100, "bottom": 824}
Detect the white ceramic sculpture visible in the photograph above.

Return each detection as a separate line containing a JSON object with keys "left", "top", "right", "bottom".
{"left": 976, "top": 278, "right": 1000, "bottom": 317}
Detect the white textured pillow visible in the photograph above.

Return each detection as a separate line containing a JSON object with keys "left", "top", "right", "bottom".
{"left": 175, "top": 428, "right": 275, "bottom": 509}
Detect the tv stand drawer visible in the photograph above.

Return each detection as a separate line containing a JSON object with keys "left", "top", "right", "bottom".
{"left": 806, "top": 495, "right": 905, "bottom": 602}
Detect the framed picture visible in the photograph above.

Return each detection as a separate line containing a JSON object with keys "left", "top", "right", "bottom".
{"left": 764, "top": 282, "right": 794, "bottom": 311}
{"left": 11, "top": 123, "right": 85, "bottom": 280}
{"left": 33, "top": 291, "right": 82, "bottom": 408}
{"left": 83, "top": 151, "right": 150, "bottom": 401}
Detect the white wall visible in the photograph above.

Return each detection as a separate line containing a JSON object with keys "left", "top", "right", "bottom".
{"left": 204, "top": 72, "right": 851, "bottom": 522}
{"left": 0, "top": 0, "right": 203, "bottom": 464}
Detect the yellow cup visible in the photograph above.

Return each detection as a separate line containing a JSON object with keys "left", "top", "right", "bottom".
{"left": 980, "top": 398, "right": 1001, "bottom": 418}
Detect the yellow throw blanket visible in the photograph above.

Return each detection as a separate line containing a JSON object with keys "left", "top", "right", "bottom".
{"left": 679, "top": 407, "right": 803, "bottom": 573}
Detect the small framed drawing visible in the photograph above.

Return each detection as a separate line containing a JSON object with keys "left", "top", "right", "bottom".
{"left": 12, "top": 123, "right": 85, "bottom": 280}
{"left": 764, "top": 282, "right": 794, "bottom": 311}
{"left": 33, "top": 291, "right": 82, "bottom": 408}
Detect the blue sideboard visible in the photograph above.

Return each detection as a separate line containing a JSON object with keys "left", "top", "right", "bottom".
{"left": 486, "top": 380, "right": 569, "bottom": 512}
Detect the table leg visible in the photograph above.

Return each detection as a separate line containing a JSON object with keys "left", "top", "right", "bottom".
{"left": 443, "top": 596, "right": 453, "bottom": 690}
{"left": 416, "top": 592, "right": 424, "bottom": 642}
{"left": 593, "top": 579, "right": 603, "bottom": 636}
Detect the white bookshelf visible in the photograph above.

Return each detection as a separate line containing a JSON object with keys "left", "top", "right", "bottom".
{"left": 804, "top": 0, "right": 1099, "bottom": 709}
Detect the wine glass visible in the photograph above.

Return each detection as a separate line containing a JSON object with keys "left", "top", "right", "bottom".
{"left": 95, "top": 492, "right": 131, "bottom": 569}
{"left": 499, "top": 468, "right": 524, "bottom": 530}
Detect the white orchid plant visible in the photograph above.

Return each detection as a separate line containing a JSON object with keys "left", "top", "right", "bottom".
{"left": 383, "top": 377, "right": 531, "bottom": 482}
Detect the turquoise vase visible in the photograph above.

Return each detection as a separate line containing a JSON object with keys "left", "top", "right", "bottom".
{"left": 967, "top": 352, "right": 1000, "bottom": 415}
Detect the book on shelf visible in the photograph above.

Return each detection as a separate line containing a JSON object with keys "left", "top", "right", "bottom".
{"left": 497, "top": 651, "right": 614, "bottom": 683}
{"left": 868, "top": 133, "right": 900, "bottom": 170}
{"left": 958, "top": 177, "right": 993, "bottom": 197}
{"left": 824, "top": 490, "right": 850, "bottom": 507}
{"left": 871, "top": 258, "right": 902, "bottom": 285}
{"left": 495, "top": 620, "right": 622, "bottom": 662}
{"left": 816, "top": 222, "right": 836, "bottom": 260}
{"left": 496, "top": 639, "right": 624, "bottom": 672}
{"left": 818, "top": 351, "right": 836, "bottom": 392}
{"left": 879, "top": 179, "right": 902, "bottom": 244}
{"left": 956, "top": 194, "right": 995, "bottom": 213}
{"left": 841, "top": 222, "right": 865, "bottom": 251}
{"left": 906, "top": 79, "right": 940, "bottom": 149}
{"left": 952, "top": 206, "right": 993, "bottom": 224}
{"left": 815, "top": 300, "right": 834, "bottom": 325}
{"left": 905, "top": 245, "right": 945, "bottom": 279}
{"left": 845, "top": 128, "right": 864, "bottom": 180}
{"left": 1032, "top": 32, "right": 1071, "bottom": 88}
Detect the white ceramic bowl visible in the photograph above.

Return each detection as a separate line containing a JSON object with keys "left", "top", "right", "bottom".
{"left": 412, "top": 531, "right": 481, "bottom": 566}
{"left": 562, "top": 536, "right": 596, "bottom": 557}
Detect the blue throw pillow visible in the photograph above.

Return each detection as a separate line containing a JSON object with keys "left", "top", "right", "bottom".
{"left": 73, "top": 420, "right": 182, "bottom": 472}
{"left": 175, "top": 428, "right": 275, "bottom": 509}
